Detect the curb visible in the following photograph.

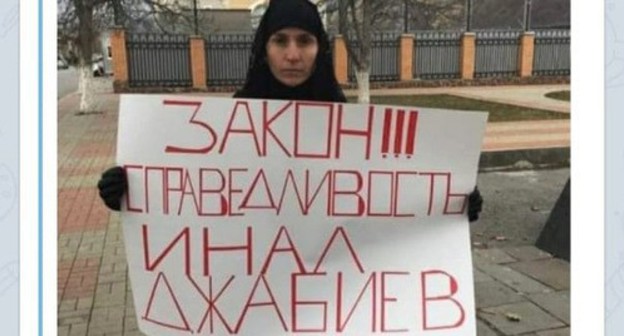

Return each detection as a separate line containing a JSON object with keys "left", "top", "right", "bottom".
{"left": 479, "top": 147, "right": 570, "bottom": 171}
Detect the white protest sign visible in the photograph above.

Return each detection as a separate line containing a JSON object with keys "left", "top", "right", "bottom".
{"left": 117, "top": 95, "right": 487, "bottom": 336}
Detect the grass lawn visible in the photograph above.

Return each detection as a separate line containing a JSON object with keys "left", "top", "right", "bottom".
{"left": 544, "top": 90, "right": 571, "bottom": 102}
{"left": 346, "top": 94, "right": 569, "bottom": 122}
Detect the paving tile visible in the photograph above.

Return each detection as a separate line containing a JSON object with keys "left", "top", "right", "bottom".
{"left": 58, "top": 308, "right": 92, "bottom": 320}
{"left": 473, "top": 248, "right": 517, "bottom": 264}
{"left": 69, "top": 322, "right": 88, "bottom": 336}
{"left": 89, "top": 318, "right": 124, "bottom": 330}
{"left": 124, "top": 315, "right": 139, "bottom": 331}
{"left": 58, "top": 325, "right": 70, "bottom": 336}
{"left": 475, "top": 281, "right": 526, "bottom": 309}
{"left": 478, "top": 302, "right": 565, "bottom": 335}
{"left": 476, "top": 319, "right": 499, "bottom": 336}
{"left": 58, "top": 298, "right": 78, "bottom": 312}
{"left": 58, "top": 308, "right": 91, "bottom": 326}
{"left": 475, "top": 262, "right": 552, "bottom": 294}
{"left": 508, "top": 259, "right": 570, "bottom": 290}
{"left": 536, "top": 327, "right": 570, "bottom": 336}
{"left": 97, "top": 271, "right": 127, "bottom": 284}
{"left": 61, "top": 257, "right": 100, "bottom": 300}
{"left": 87, "top": 330, "right": 123, "bottom": 336}
{"left": 77, "top": 297, "right": 94, "bottom": 310}
{"left": 473, "top": 268, "right": 494, "bottom": 283}
{"left": 528, "top": 291, "right": 570, "bottom": 324}
{"left": 503, "top": 246, "right": 552, "bottom": 261}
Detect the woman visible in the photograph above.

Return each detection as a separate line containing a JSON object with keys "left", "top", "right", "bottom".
{"left": 98, "top": 0, "right": 482, "bottom": 220}
{"left": 233, "top": 0, "right": 347, "bottom": 102}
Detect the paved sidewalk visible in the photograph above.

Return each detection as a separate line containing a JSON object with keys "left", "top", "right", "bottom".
{"left": 483, "top": 120, "right": 569, "bottom": 152}
{"left": 57, "top": 86, "right": 570, "bottom": 336}
{"left": 473, "top": 246, "right": 569, "bottom": 336}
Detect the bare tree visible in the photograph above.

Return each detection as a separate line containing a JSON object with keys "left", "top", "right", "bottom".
{"left": 58, "top": 0, "right": 188, "bottom": 112}
{"left": 59, "top": 0, "right": 100, "bottom": 113}
{"left": 407, "top": 0, "right": 465, "bottom": 30}
{"left": 340, "top": 0, "right": 406, "bottom": 103}
{"left": 320, "top": 0, "right": 464, "bottom": 102}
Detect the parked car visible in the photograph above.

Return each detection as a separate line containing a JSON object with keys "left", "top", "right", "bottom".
{"left": 92, "top": 54, "right": 104, "bottom": 76}
{"left": 57, "top": 55, "right": 69, "bottom": 69}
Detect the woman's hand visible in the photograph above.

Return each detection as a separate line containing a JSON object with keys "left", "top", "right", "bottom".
{"left": 97, "top": 166, "right": 127, "bottom": 211}
{"left": 468, "top": 186, "right": 483, "bottom": 222}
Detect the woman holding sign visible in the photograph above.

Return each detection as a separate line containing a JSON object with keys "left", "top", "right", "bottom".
{"left": 98, "top": 0, "right": 483, "bottom": 220}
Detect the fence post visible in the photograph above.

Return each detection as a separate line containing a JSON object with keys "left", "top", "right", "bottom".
{"left": 399, "top": 34, "right": 414, "bottom": 81}
{"left": 333, "top": 35, "right": 348, "bottom": 85}
{"left": 460, "top": 32, "right": 476, "bottom": 80}
{"left": 190, "top": 36, "right": 207, "bottom": 89}
{"left": 110, "top": 27, "right": 129, "bottom": 90}
{"left": 517, "top": 31, "right": 535, "bottom": 77}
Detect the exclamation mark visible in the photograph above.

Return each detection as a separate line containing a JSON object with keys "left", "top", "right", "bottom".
{"left": 381, "top": 108, "right": 393, "bottom": 157}
{"left": 405, "top": 111, "right": 419, "bottom": 158}
{"left": 393, "top": 110, "right": 406, "bottom": 157}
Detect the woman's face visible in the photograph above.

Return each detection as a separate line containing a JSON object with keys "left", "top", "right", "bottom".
{"left": 266, "top": 27, "right": 319, "bottom": 87}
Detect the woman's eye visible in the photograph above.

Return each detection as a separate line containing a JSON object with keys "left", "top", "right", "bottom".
{"left": 297, "top": 36, "right": 314, "bottom": 46}
{"left": 272, "top": 36, "right": 288, "bottom": 46}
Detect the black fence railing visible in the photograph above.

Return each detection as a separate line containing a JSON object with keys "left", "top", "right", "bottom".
{"left": 126, "top": 33, "right": 192, "bottom": 88}
{"left": 413, "top": 31, "right": 462, "bottom": 80}
{"left": 123, "top": 29, "right": 570, "bottom": 88}
{"left": 347, "top": 32, "right": 401, "bottom": 82}
{"left": 205, "top": 34, "right": 254, "bottom": 86}
{"left": 474, "top": 30, "right": 523, "bottom": 78}
{"left": 533, "top": 30, "right": 571, "bottom": 76}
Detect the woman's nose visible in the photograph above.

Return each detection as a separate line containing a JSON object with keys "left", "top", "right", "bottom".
{"left": 284, "top": 43, "right": 301, "bottom": 61}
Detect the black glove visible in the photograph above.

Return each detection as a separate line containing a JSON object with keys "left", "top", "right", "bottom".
{"left": 97, "top": 166, "right": 127, "bottom": 211}
{"left": 468, "top": 186, "right": 483, "bottom": 222}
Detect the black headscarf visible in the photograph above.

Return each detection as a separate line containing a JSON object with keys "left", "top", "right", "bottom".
{"left": 234, "top": 0, "right": 347, "bottom": 103}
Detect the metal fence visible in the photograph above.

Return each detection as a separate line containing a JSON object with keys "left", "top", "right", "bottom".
{"left": 205, "top": 34, "right": 254, "bottom": 86}
{"left": 533, "top": 30, "right": 570, "bottom": 76}
{"left": 123, "top": 29, "right": 570, "bottom": 88}
{"left": 413, "top": 31, "right": 462, "bottom": 79}
{"left": 126, "top": 33, "right": 192, "bottom": 87}
{"left": 474, "top": 30, "right": 522, "bottom": 78}
{"left": 348, "top": 32, "right": 401, "bottom": 82}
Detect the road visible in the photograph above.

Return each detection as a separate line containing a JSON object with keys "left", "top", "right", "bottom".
{"left": 472, "top": 167, "right": 570, "bottom": 248}
{"left": 57, "top": 67, "right": 78, "bottom": 99}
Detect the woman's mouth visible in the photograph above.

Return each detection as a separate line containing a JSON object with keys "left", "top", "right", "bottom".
{"left": 281, "top": 69, "right": 303, "bottom": 76}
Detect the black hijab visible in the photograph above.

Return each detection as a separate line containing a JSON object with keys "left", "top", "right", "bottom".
{"left": 234, "top": 0, "right": 347, "bottom": 103}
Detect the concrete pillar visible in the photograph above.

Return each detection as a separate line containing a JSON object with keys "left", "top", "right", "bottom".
{"left": 190, "top": 36, "right": 207, "bottom": 89}
{"left": 110, "top": 27, "right": 128, "bottom": 87}
{"left": 333, "top": 35, "right": 348, "bottom": 85}
{"left": 460, "top": 32, "right": 476, "bottom": 80}
{"left": 518, "top": 32, "right": 536, "bottom": 77}
{"left": 399, "top": 34, "right": 414, "bottom": 81}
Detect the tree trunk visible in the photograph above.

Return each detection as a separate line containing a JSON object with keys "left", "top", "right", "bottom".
{"left": 355, "top": 70, "right": 370, "bottom": 103}
{"left": 359, "top": 0, "right": 372, "bottom": 103}
{"left": 73, "top": 0, "right": 95, "bottom": 113}
{"left": 79, "top": 65, "right": 96, "bottom": 113}
{"left": 78, "top": 72, "right": 84, "bottom": 94}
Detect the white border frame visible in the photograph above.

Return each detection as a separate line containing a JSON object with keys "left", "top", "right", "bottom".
{"left": 571, "top": 0, "right": 605, "bottom": 334}
{"left": 19, "top": 0, "right": 39, "bottom": 334}
{"left": 27, "top": 0, "right": 606, "bottom": 334}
